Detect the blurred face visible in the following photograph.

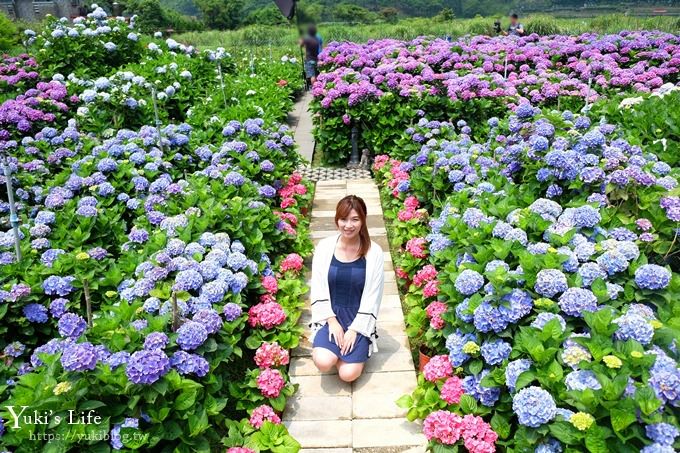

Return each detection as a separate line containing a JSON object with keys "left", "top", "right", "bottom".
{"left": 337, "top": 209, "right": 362, "bottom": 240}
{"left": 510, "top": 16, "right": 518, "bottom": 24}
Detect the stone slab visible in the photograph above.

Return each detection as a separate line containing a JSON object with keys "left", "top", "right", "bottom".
{"left": 352, "top": 419, "right": 426, "bottom": 448}
{"left": 364, "top": 351, "right": 415, "bottom": 373}
{"left": 291, "top": 374, "right": 352, "bottom": 397}
{"left": 381, "top": 294, "right": 402, "bottom": 308}
{"left": 376, "top": 305, "right": 406, "bottom": 322}
{"left": 283, "top": 395, "right": 352, "bottom": 421}
{"left": 284, "top": 420, "right": 353, "bottom": 448}
{"left": 353, "top": 390, "right": 408, "bottom": 419}
{"left": 352, "top": 370, "right": 419, "bottom": 396}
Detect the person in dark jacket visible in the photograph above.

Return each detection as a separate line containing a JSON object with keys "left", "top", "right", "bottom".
{"left": 299, "top": 24, "right": 320, "bottom": 84}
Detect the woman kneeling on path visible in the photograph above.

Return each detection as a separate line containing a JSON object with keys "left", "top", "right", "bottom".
{"left": 309, "top": 195, "right": 384, "bottom": 382}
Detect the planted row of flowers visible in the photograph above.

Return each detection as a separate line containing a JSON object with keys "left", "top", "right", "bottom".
{"left": 1, "top": 6, "right": 310, "bottom": 452}
{"left": 370, "top": 102, "right": 679, "bottom": 452}
{"left": 310, "top": 32, "right": 680, "bottom": 165}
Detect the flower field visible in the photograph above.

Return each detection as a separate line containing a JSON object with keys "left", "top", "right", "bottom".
{"left": 314, "top": 35, "right": 680, "bottom": 453}
{"left": 0, "top": 7, "right": 311, "bottom": 452}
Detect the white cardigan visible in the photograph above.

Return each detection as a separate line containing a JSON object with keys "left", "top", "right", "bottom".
{"left": 308, "top": 233, "right": 385, "bottom": 357}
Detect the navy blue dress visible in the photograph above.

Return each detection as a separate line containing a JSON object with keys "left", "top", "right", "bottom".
{"left": 312, "top": 253, "right": 370, "bottom": 363}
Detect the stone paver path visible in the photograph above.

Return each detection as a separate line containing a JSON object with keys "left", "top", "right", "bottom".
{"left": 283, "top": 179, "right": 427, "bottom": 452}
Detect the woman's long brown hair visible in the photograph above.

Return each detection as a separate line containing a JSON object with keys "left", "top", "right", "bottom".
{"left": 335, "top": 195, "right": 371, "bottom": 257}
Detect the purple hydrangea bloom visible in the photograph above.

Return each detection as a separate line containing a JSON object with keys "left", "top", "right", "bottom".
{"left": 223, "top": 303, "right": 242, "bottom": 321}
{"left": 61, "top": 342, "right": 98, "bottom": 372}
{"left": 192, "top": 309, "right": 223, "bottom": 334}
{"left": 58, "top": 313, "right": 87, "bottom": 338}
{"left": 106, "top": 351, "right": 131, "bottom": 369}
{"left": 173, "top": 269, "right": 203, "bottom": 292}
{"left": 170, "top": 351, "right": 209, "bottom": 377}
{"left": 176, "top": 321, "right": 208, "bottom": 350}
{"left": 125, "top": 349, "right": 171, "bottom": 384}
{"left": 24, "top": 303, "right": 48, "bottom": 323}
{"left": 143, "top": 332, "right": 169, "bottom": 350}
{"left": 512, "top": 386, "right": 557, "bottom": 427}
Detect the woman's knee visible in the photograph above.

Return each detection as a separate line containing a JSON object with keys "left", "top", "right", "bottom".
{"left": 338, "top": 363, "right": 364, "bottom": 382}
{"left": 312, "top": 349, "right": 337, "bottom": 372}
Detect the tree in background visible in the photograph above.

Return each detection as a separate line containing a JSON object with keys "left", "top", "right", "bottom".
{"left": 194, "top": 0, "right": 243, "bottom": 29}
{"left": 434, "top": 7, "right": 455, "bottom": 21}
{"left": 245, "top": 5, "right": 288, "bottom": 25}
{"left": 333, "top": 3, "right": 378, "bottom": 23}
{"left": 379, "top": 7, "right": 400, "bottom": 23}
{"left": 0, "top": 11, "right": 18, "bottom": 52}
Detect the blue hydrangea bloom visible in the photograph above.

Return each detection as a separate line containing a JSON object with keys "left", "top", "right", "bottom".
{"left": 645, "top": 423, "right": 679, "bottom": 446}
{"left": 564, "top": 370, "right": 602, "bottom": 391}
{"left": 635, "top": 265, "right": 671, "bottom": 290}
{"left": 481, "top": 339, "right": 512, "bottom": 365}
{"left": 558, "top": 288, "right": 598, "bottom": 317}
{"left": 512, "top": 386, "right": 557, "bottom": 427}
{"left": 176, "top": 321, "right": 208, "bottom": 351}
{"left": 61, "top": 342, "right": 98, "bottom": 372}
{"left": 505, "top": 359, "right": 532, "bottom": 392}
{"left": 534, "top": 269, "right": 568, "bottom": 298}
{"left": 455, "top": 269, "right": 484, "bottom": 295}
{"left": 125, "top": 349, "right": 170, "bottom": 384}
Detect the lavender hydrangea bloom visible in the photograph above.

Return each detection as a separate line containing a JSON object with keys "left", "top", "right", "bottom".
{"left": 645, "top": 423, "right": 679, "bottom": 446}
{"left": 58, "top": 313, "right": 87, "bottom": 338}
{"left": 640, "top": 444, "right": 676, "bottom": 453}
{"left": 596, "top": 250, "right": 629, "bottom": 275}
{"left": 106, "top": 351, "right": 131, "bottom": 369}
{"left": 192, "top": 309, "right": 223, "bottom": 334}
{"left": 455, "top": 269, "right": 484, "bottom": 295}
{"left": 635, "top": 265, "right": 671, "bottom": 290}
{"left": 558, "top": 288, "right": 598, "bottom": 317}
{"left": 61, "top": 342, "right": 98, "bottom": 372}
{"left": 512, "top": 386, "right": 557, "bottom": 427}
{"left": 223, "top": 303, "right": 242, "bottom": 321}
{"left": 143, "top": 332, "right": 169, "bottom": 350}
{"left": 176, "top": 321, "right": 208, "bottom": 350}
{"left": 125, "top": 349, "right": 171, "bottom": 384}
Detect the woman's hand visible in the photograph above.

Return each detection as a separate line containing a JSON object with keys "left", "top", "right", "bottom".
{"left": 328, "top": 318, "right": 344, "bottom": 348}
{"left": 341, "top": 329, "right": 358, "bottom": 356}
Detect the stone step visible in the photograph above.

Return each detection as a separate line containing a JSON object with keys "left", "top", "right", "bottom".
{"left": 352, "top": 419, "right": 426, "bottom": 448}
{"left": 284, "top": 420, "right": 353, "bottom": 448}
{"left": 283, "top": 395, "right": 352, "bottom": 421}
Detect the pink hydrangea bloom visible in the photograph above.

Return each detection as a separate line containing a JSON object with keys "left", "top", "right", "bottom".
{"left": 404, "top": 196, "right": 419, "bottom": 210}
{"left": 405, "top": 237, "right": 427, "bottom": 258}
{"left": 227, "top": 448, "right": 255, "bottom": 453}
{"left": 248, "top": 302, "right": 286, "bottom": 329}
{"left": 440, "top": 376, "right": 465, "bottom": 404}
{"left": 423, "top": 280, "right": 440, "bottom": 298}
{"left": 280, "top": 253, "right": 304, "bottom": 273}
{"left": 426, "top": 301, "right": 447, "bottom": 329}
{"left": 373, "top": 154, "right": 389, "bottom": 170}
{"left": 280, "top": 197, "right": 296, "bottom": 209}
{"left": 249, "top": 404, "right": 281, "bottom": 429}
{"left": 423, "top": 410, "right": 463, "bottom": 444}
{"left": 460, "top": 414, "right": 498, "bottom": 453}
{"left": 414, "top": 264, "right": 438, "bottom": 287}
{"left": 423, "top": 354, "right": 453, "bottom": 382}
{"left": 256, "top": 368, "right": 285, "bottom": 398}
{"left": 395, "top": 267, "right": 410, "bottom": 280}
{"left": 636, "top": 218, "right": 652, "bottom": 231}
{"left": 255, "top": 342, "right": 290, "bottom": 369}
{"left": 398, "top": 209, "right": 416, "bottom": 222}
{"left": 261, "top": 275, "right": 278, "bottom": 294}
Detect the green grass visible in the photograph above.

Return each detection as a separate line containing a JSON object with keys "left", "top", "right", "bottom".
{"left": 175, "top": 14, "right": 680, "bottom": 49}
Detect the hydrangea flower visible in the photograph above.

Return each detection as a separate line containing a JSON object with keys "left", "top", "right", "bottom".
{"left": 455, "top": 269, "right": 484, "bottom": 295}
{"left": 635, "top": 265, "right": 671, "bottom": 290}
{"left": 176, "top": 321, "right": 208, "bottom": 351}
{"left": 512, "top": 386, "right": 557, "bottom": 427}
{"left": 125, "top": 349, "right": 171, "bottom": 384}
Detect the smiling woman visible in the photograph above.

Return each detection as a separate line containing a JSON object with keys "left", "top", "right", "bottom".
{"left": 308, "top": 195, "right": 385, "bottom": 383}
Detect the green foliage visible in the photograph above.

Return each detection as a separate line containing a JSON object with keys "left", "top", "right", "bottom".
{"left": 0, "top": 11, "right": 19, "bottom": 52}
{"left": 333, "top": 3, "right": 379, "bottom": 24}
{"left": 194, "top": 0, "right": 243, "bottom": 30}
{"left": 245, "top": 5, "right": 288, "bottom": 26}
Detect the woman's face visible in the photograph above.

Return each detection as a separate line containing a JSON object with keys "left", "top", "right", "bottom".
{"left": 337, "top": 208, "right": 362, "bottom": 240}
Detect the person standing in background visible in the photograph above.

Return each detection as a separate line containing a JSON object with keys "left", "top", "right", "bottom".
{"left": 504, "top": 13, "right": 525, "bottom": 36}
{"left": 299, "top": 24, "right": 320, "bottom": 85}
